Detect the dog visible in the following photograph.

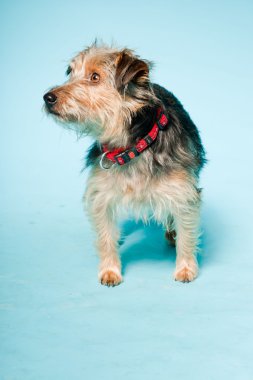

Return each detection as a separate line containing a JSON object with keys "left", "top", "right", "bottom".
{"left": 43, "top": 42, "right": 206, "bottom": 286}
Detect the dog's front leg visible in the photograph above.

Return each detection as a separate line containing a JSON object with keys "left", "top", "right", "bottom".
{"left": 85, "top": 186, "right": 122, "bottom": 287}
{"left": 173, "top": 197, "right": 200, "bottom": 283}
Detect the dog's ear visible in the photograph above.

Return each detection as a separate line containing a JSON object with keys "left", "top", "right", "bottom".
{"left": 115, "top": 50, "right": 150, "bottom": 92}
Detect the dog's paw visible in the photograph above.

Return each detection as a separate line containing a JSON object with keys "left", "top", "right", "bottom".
{"left": 100, "top": 270, "right": 122, "bottom": 287}
{"left": 174, "top": 265, "right": 198, "bottom": 283}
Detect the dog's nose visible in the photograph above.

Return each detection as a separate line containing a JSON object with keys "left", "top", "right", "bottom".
{"left": 43, "top": 92, "right": 57, "bottom": 106}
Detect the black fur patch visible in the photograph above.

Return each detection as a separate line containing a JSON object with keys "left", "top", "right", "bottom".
{"left": 150, "top": 84, "right": 206, "bottom": 174}
{"left": 85, "top": 142, "right": 102, "bottom": 168}
{"left": 115, "top": 50, "right": 149, "bottom": 92}
{"left": 85, "top": 83, "right": 206, "bottom": 175}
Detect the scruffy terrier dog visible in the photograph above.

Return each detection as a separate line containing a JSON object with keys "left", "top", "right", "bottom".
{"left": 43, "top": 43, "right": 206, "bottom": 286}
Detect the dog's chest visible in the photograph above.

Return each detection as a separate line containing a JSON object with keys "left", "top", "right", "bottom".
{"left": 112, "top": 170, "right": 154, "bottom": 200}
{"left": 108, "top": 168, "right": 185, "bottom": 207}
{"left": 87, "top": 166, "right": 193, "bottom": 223}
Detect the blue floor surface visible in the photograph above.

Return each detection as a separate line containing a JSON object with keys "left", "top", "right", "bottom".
{"left": 1, "top": 1, "right": 253, "bottom": 379}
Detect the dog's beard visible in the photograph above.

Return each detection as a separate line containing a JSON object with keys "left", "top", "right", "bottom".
{"left": 45, "top": 107, "right": 103, "bottom": 138}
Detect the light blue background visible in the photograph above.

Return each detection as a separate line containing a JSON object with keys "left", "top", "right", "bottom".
{"left": 1, "top": 1, "right": 253, "bottom": 379}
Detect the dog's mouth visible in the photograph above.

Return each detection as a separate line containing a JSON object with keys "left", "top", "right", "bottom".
{"left": 48, "top": 108, "right": 61, "bottom": 116}
{"left": 44, "top": 104, "right": 61, "bottom": 117}
{"left": 44, "top": 105, "right": 80, "bottom": 124}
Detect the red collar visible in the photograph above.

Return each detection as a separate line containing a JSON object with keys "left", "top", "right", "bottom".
{"left": 100, "top": 107, "right": 168, "bottom": 169}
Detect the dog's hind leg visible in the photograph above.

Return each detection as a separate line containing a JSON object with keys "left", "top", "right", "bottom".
{"left": 165, "top": 216, "right": 176, "bottom": 247}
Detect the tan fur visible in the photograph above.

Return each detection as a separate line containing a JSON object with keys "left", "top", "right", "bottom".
{"left": 84, "top": 164, "right": 200, "bottom": 285}
{"left": 46, "top": 45, "right": 152, "bottom": 145}
{"left": 174, "top": 265, "right": 197, "bottom": 282}
{"left": 45, "top": 44, "right": 202, "bottom": 286}
{"left": 100, "top": 270, "right": 122, "bottom": 287}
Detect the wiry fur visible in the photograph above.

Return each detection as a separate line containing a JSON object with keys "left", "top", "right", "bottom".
{"left": 44, "top": 42, "right": 206, "bottom": 286}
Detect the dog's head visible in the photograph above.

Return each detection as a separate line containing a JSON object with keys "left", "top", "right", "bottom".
{"left": 43, "top": 43, "right": 157, "bottom": 142}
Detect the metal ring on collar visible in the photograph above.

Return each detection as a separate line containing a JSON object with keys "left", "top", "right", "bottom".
{"left": 99, "top": 152, "right": 116, "bottom": 170}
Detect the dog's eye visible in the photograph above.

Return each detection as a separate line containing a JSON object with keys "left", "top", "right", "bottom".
{"left": 66, "top": 66, "right": 72, "bottom": 76}
{"left": 90, "top": 73, "right": 100, "bottom": 83}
